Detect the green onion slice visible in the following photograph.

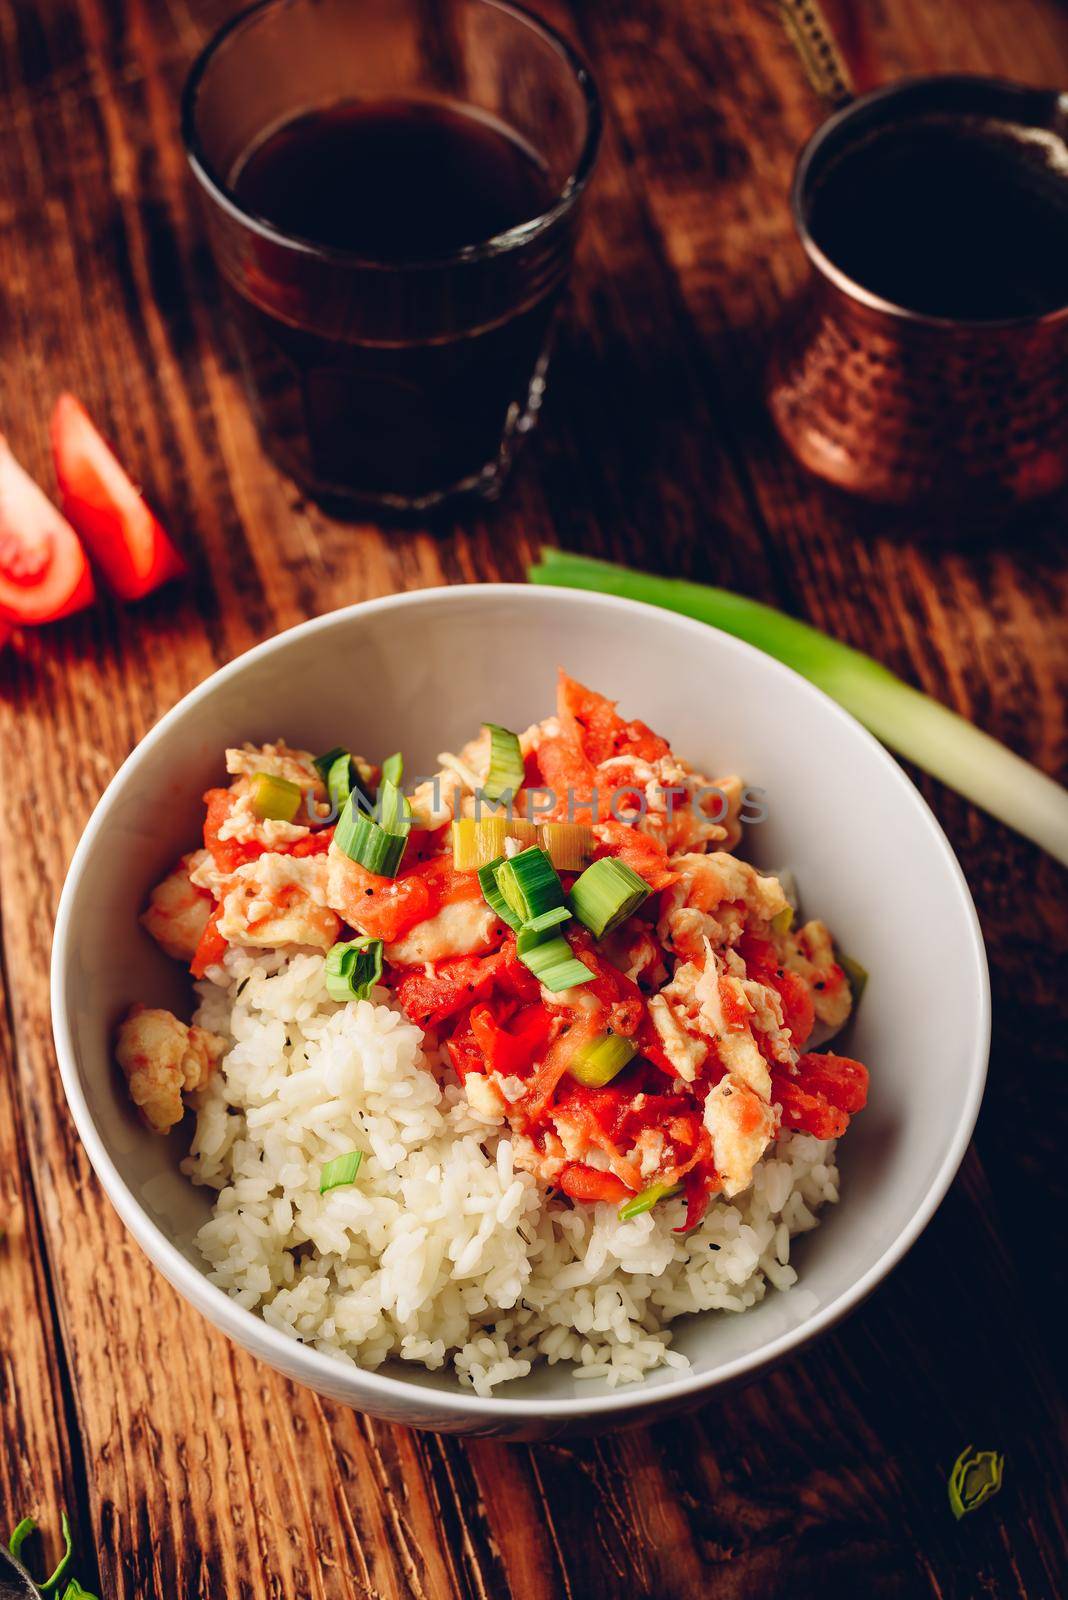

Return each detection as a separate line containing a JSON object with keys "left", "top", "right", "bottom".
{"left": 477, "top": 857, "right": 524, "bottom": 931}
{"left": 313, "top": 747, "right": 345, "bottom": 784}
{"left": 569, "top": 857, "right": 650, "bottom": 938}
{"left": 8, "top": 1516, "right": 36, "bottom": 1563}
{"left": 320, "top": 1150, "right": 364, "bottom": 1194}
{"left": 453, "top": 816, "right": 538, "bottom": 871}
{"left": 495, "top": 846, "right": 565, "bottom": 924}
{"left": 326, "top": 751, "right": 356, "bottom": 815}
{"left": 8, "top": 1508, "right": 73, "bottom": 1593}
{"left": 618, "top": 1181, "right": 682, "bottom": 1221}
{"left": 516, "top": 925, "right": 592, "bottom": 992}
{"left": 325, "top": 937, "right": 383, "bottom": 1002}
{"left": 568, "top": 1031, "right": 637, "bottom": 1087}
{"left": 314, "top": 748, "right": 374, "bottom": 819}
{"left": 381, "top": 751, "right": 403, "bottom": 787}
{"left": 524, "top": 904, "right": 572, "bottom": 934}
{"left": 482, "top": 723, "right": 525, "bottom": 802}
{"left": 838, "top": 951, "right": 869, "bottom": 1003}
{"left": 250, "top": 771, "right": 303, "bottom": 823}
{"left": 335, "top": 784, "right": 410, "bottom": 878}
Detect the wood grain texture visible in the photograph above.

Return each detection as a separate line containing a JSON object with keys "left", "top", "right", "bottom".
{"left": 0, "top": 0, "right": 1066, "bottom": 1596}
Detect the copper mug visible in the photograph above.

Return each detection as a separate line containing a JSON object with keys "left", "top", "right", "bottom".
{"left": 768, "top": 76, "right": 1068, "bottom": 518}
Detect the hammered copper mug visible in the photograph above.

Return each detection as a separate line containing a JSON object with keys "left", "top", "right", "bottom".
{"left": 768, "top": 75, "right": 1068, "bottom": 518}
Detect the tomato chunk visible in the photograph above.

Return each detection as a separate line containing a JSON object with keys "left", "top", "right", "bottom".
{"left": 0, "top": 435, "right": 95, "bottom": 623}
{"left": 203, "top": 787, "right": 266, "bottom": 874}
{"left": 51, "top": 395, "right": 187, "bottom": 600}
{"left": 470, "top": 1002, "right": 555, "bottom": 1077}
{"left": 346, "top": 854, "right": 482, "bottom": 945}
{"left": 771, "top": 1053, "right": 868, "bottom": 1139}
{"left": 795, "top": 1051, "right": 869, "bottom": 1112}
{"left": 190, "top": 905, "right": 228, "bottom": 979}
{"left": 557, "top": 672, "right": 669, "bottom": 766}
{"left": 558, "top": 1163, "right": 631, "bottom": 1204}
{"left": 393, "top": 951, "right": 502, "bottom": 1029}
{"left": 594, "top": 821, "right": 677, "bottom": 892}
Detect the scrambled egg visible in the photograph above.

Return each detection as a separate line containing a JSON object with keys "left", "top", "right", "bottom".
{"left": 115, "top": 1005, "right": 226, "bottom": 1134}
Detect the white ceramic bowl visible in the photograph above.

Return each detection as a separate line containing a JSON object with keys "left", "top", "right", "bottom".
{"left": 52, "top": 585, "right": 989, "bottom": 1438}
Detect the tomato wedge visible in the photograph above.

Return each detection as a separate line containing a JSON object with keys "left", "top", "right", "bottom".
{"left": 0, "top": 434, "right": 95, "bottom": 623}
{"left": 51, "top": 394, "right": 186, "bottom": 600}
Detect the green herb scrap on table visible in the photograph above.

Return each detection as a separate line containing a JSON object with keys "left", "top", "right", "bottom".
{"left": 5, "top": 1511, "right": 98, "bottom": 1599}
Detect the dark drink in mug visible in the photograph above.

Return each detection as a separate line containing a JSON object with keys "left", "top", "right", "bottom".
{"left": 183, "top": 0, "right": 600, "bottom": 512}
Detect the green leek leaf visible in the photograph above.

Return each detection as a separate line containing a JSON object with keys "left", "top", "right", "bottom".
{"left": 529, "top": 549, "right": 1068, "bottom": 869}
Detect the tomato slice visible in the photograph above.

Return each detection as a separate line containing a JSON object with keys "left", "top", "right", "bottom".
{"left": 0, "top": 434, "right": 95, "bottom": 623}
{"left": 51, "top": 395, "right": 186, "bottom": 600}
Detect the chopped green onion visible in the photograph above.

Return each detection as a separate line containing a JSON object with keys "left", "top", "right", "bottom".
{"left": 335, "top": 785, "right": 409, "bottom": 878}
{"left": 453, "top": 816, "right": 538, "bottom": 870}
{"left": 524, "top": 904, "right": 572, "bottom": 934}
{"left": 381, "top": 751, "right": 403, "bottom": 786}
{"left": 539, "top": 822, "right": 595, "bottom": 871}
{"left": 8, "top": 1508, "right": 73, "bottom": 1593}
{"left": 530, "top": 548, "right": 1068, "bottom": 871}
{"left": 569, "top": 857, "right": 650, "bottom": 938}
{"left": 8, "top": 1516, "right": 36, "bottom": 1563}
{"left": 495, "top": 846, "right": 565, "bottom": 924}
{"left": 250, "top": 771, "right": 303, "bottom": 823}
{"left": 320, "top": 1150, "right": 364, "bottom": 1194}
{"left": 477, "top": 856, "right": 524, "bottom": 930}
{"left": 772, "top": 905, "right": 794, "bottom": 936}
{"left": 838, "top": 951, "right": 869, "bottom": 1003}
{"left": 377, "top": 777, "right": 409, "bottom": 834}
{"left": 314, "top": 748, "right": 374, "bottom": 817}
{"left": 326, "top": 751, "right": 356, "bottom": 815}
{"left": 482, "top": 723, "right": 526, "bottom": 802}
{"left": 313, "top": 746, "right": 346, "bottom": 783}
{"left": 568, "top": 1031, "right": 637, "bottom": 1086}
{"left": 325, "top": 937, "right": 383, "bottom": 1002}
{"left": 62, "top": 1582, "right": 99, "bottom": 1599}
{"left": 618, "top": 1181, "right": 682, "bottom": 1221}
{"left": 948, "top": 1446, "right": 1004, "bottom": 1519}
{"left": 516, "top": 925, "right": 593, "bottom": 992}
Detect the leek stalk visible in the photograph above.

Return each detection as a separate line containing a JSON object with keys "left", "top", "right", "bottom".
{"left": 529, "top": 549, "right": 1068, "bottom": 869}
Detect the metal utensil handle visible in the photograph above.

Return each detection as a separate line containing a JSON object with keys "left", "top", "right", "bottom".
{"left": 776, "top": 0, "right": 855, "bottom": 106}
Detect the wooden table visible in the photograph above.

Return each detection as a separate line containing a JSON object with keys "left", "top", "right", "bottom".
{"left": 1, "top": 0, "right": 1066, "bottom": 1594}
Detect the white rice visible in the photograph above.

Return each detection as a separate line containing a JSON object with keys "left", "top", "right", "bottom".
{"left": 185, "top": 949, "right": 839, "bottom": 1395}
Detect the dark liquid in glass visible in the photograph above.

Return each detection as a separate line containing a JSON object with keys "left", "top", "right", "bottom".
{"left": 227, "top": 98, "right": 558, "bottom": 504}
{"left": 808, "top": 115, "right": 1068, "bottom": 320}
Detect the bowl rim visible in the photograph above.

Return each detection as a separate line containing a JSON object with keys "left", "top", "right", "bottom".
{"left": 51, "top": 583, "right": 991, "bottom": 1420}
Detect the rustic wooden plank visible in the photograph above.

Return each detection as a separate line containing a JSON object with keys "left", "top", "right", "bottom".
{"left": 0, "top": 945, "right": 100, "bottom": 1595}
{"left": 0, "top": 0, "right": 1065, "bottom": 1596}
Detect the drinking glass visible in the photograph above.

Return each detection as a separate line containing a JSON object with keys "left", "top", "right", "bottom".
{"left": 183, "top": 0, "right": 601, "bottom": 512}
